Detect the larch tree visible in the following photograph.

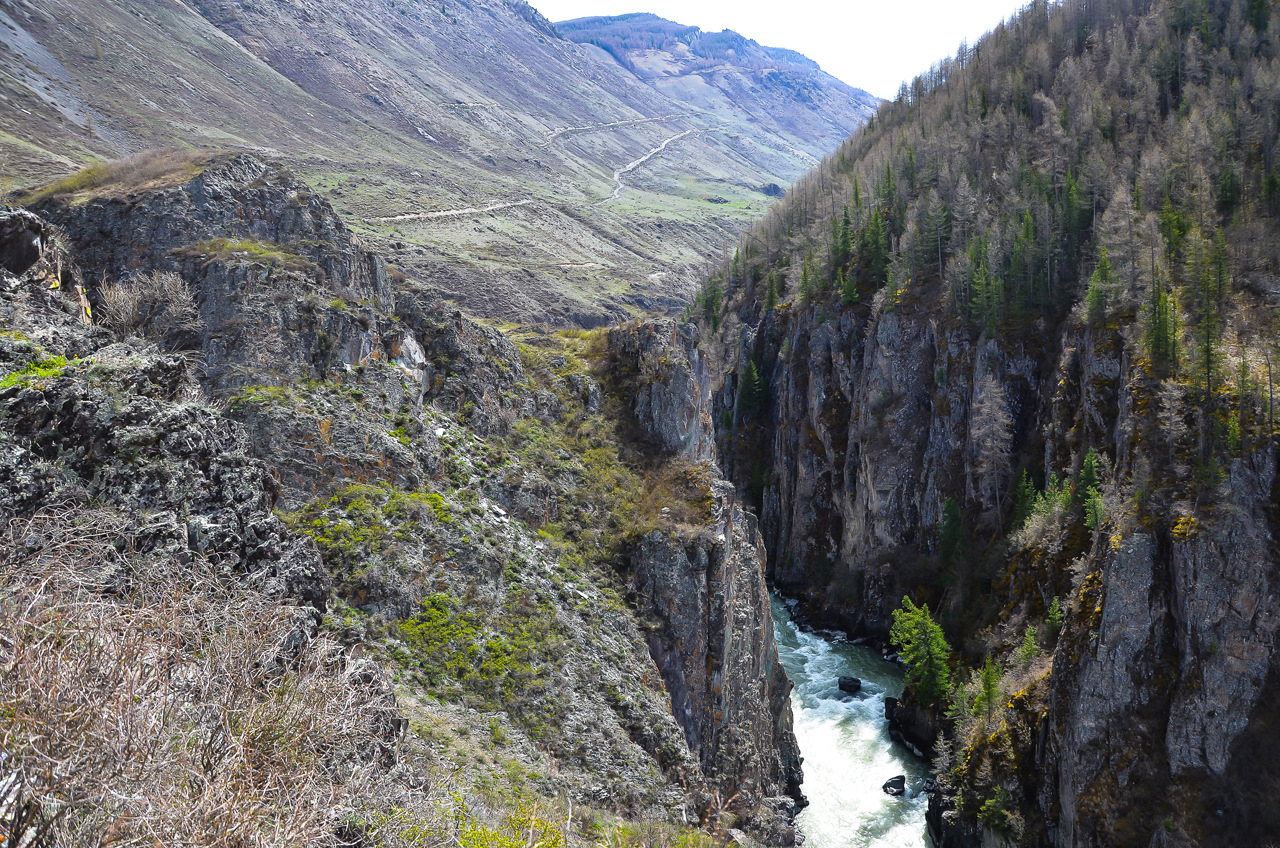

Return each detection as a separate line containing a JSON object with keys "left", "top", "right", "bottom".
{"left": 970, "top": 373, "right": 1014, "bottom": 521}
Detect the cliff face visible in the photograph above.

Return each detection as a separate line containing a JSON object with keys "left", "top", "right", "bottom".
{"left": 608, "top": 320, "right": 803, "bottom": 841}
{"left": 706, "top": 274, "right": 1279, "bottom": 845}
{"left": 689, "top": 0, "right": 1280, "bottom": 841}
{"left": 715, "top": 282, "right": 1043, "bottom": 634}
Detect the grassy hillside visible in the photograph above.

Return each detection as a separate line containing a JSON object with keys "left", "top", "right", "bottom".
{"left": 0, "top": 0, "right": 875, "bottom": 324}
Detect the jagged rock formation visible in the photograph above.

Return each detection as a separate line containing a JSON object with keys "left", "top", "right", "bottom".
{"left": 1, "top": 161, "right": 803, "bottom": 843}
{"left": 608, "top": 320, "right": 803, "bottom": 841}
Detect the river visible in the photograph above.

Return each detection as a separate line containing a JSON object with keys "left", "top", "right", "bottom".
{"left": 771, "top": 596, "right": 932, "bottom": 848}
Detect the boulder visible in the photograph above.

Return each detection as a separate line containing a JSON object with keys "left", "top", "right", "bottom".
{"left": 837, "top": 676, "right": 862, "bottom": 694}
{"left": 0, "top": 210, "right": 44, "bottom": 276}
{"left": 882, "top": 775, "right": 907, "bottom": 796}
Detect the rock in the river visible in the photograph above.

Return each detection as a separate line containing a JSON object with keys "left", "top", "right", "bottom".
{"left": 837, "top": 676, "right": 862, "bottom": 694}
{"left": 882, "top": 775, "right": 907, "bottom": 796}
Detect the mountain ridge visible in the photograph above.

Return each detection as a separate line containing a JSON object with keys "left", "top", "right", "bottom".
{"left": 0, "top": 0, "right": 877, "bottom": 325}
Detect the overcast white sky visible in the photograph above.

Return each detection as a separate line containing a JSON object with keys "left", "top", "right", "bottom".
{"left": 532, "top": 0, "right": 1029, "bottom": 99}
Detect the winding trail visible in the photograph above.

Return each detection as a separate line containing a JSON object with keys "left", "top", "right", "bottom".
{"left": 543, "top": 113, "right": 688, "bottom": 144}
{"left": 370, "top": 199, "right": 535, "bottom": 223}
{"left": 598, "top": 128, "right": 701, "bottom": 205}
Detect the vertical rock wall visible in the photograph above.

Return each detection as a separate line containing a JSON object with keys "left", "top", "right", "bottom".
{"left": 707, "top": 275, "right": 1280, "bottom": 846}
{"left": 608, "top": 320, "right": 804, "bottom": 842}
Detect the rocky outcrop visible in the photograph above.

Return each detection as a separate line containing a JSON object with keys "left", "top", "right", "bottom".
{"left": 608, "top": 320, "right": 717, "bottom": 462}
{"left": 38, "top": 155, "right": 393, "bottom": 391}
{"left": 609, "top": 319, "right": 803, "bottom": 843}
{"left": 0, "top": 226, "right": 329, "bottom": 613}
{"left": 0, "top": 211, "right": 47, "bottom": 276}
{"left": 884, "top": 696, "right": 938, "bottom": 760}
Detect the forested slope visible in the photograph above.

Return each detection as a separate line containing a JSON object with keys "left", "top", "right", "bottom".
{"left": 695, "top": 0, "right": 1280, "bottom": 844}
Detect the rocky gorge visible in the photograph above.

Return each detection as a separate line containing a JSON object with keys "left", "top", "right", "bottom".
{"left": 689, "top": 0, "right": 1280, "bottom": 842}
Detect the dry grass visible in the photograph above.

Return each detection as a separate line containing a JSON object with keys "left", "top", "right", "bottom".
{"left": 97, "top": 270, "right": 203, "bottom": 343}
{"left": 20, "top": 149, "right": 220, "bottom": 205}
{"left": 0, "top": 506, "right": 397, "bottom": 847}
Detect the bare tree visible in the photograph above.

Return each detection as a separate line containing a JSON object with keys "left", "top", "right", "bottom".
{"left": 969, "top": 373, "right": 1014, "bottom": 523}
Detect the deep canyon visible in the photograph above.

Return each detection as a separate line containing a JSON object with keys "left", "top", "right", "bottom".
{"left": 2, "top": 0, "right": 1280, "bottom": 846}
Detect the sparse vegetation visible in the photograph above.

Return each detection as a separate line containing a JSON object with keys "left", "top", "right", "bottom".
{"left": 0, "top": 507, "right": 396, "bottom": 846}
{"left": 173, "top": 237, "right": 315, "bottom": 272}
{"left": 0, "top": 353, "right": 70, "bottom": 390}
{"left": 97, "top": 270, "right": 203, "bottom": 346}
{"left": 20, "top": 149, "right": 217, "bottom": 204}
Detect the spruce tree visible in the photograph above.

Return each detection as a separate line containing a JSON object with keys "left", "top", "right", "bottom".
{"left": 799, "top": 255, "right": 815, "bottom": 304}
{"left": 862, "top": 210, "right": 890, "bottom": 287}
{"left": 890, "top": 597, "right": 952, "bottom": 709}
{"left": 973, "top": 655, "right": 1001, "bottom": 724}
{"left": 1011, "top": 468, "right": 1036, "bottom": 529}
{"left": 841, "top": 268, "right": 859, "bottom": 305}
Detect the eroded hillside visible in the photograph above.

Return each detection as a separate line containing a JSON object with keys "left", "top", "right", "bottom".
{"left": 0, "top": 0, "right": 875, "bottom": 324}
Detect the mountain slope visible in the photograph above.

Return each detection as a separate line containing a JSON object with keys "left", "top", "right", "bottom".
{"left": 557, "top": 14, "right": 879, "bottom": 161}
{"left": 0, "top": 0, "right": 875, "bottom": 324}
{"left": 694, "top": 0, "right": 1280, "bottom": 844}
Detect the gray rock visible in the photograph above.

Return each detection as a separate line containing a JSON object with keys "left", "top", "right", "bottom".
{"left": 0, "top": 210, "right": 45, "bottom": 276}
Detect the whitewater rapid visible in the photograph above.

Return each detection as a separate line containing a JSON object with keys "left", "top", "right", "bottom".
{"left": 770, "top": 596, "right": 932, "bottom": 848}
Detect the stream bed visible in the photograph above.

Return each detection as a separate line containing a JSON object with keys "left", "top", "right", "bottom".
{"left": 771, "top": 596, "right": 932, "bottom": 848}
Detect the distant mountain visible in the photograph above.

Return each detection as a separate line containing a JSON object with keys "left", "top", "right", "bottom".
{"left": 0, "top": 0, "right": 878, "bottom": 324}
{"left": 557, "top": 14, "right": 878, "bottom": 156}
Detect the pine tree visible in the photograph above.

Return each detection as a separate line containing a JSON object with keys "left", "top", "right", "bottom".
{"left": 741, "top": 359, "right": 768, "bottom": 417}
{"left": 1145, "top": 267, "right": 1177, "bottom": 373}
{"left": 839, "top": 205, "right": 854, "bottom": 265}
{"left": 1186, "top": 231, "right": 1223, "bottom": 402}
{"left": 861, "top": 210, "right": 890, "bottom": 287}
{"left": 890, "top": 597, "right": 952, "bottom": 709}
{"left": 1077, "top": 446, "right": 1101, "bottom": 502}
{"left": 841, "top": 268, "right": 859, "bottom": 305}
{"left": 1011, "top": 468, "right": 1036, "bottom": 529}
{"left": 701, "top": 275, "right": 722, "bottom": 332}
{"left": 1017, "top": 624, "right": 1038, "bottom": 667}
{"left": 764, "top": 272, "right": 779, "bottom": 311}
{"left": 1010, "top": 210, "right": 1039, "bottom": 309}
{"left": 799, "top": 255, "right": 815, "bottom": 304}
{"left": 1084, "top": 486, "right": 1106, "bottom": 530}
{"left": 972, "top": 655, "right": 1001, "bottom": 724}
{"left": 1047, "top": 596, "right": 1064, "bottom": 637}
